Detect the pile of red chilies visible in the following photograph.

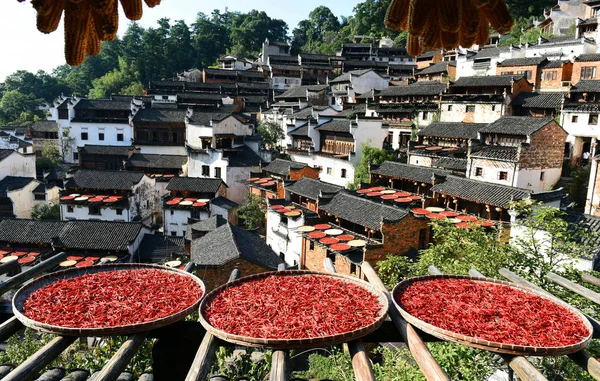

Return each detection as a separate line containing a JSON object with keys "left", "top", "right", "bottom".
{"left": 397, "top": 279, "right": 590, "bottom": 347}
{"left": 204, "top": 275, "right": 382, "bottom": 339}
{"left": 24, "top": 269, "right": 204, "bottom": 328}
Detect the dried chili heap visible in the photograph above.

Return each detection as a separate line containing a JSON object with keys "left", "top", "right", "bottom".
{"left": 397, "top": 279, "right": 590, "bottom": 347}
{"left": 204, "top": 275, "right": 382, "bottom": 339}
{"left": 23, "top": 269, "right": 203, "bottom": 328}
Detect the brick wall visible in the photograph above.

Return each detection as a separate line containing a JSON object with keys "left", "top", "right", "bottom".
{"left": 366, "top": 215, "right": 430, "bottom": 264}
{"left": 196, "top": 259, "right": 273, "bottom": 291}
{"left": 416, "top": 53, "right": 443, "bottom": 70}
{"left": 520, "top": 121, "right": 568, "bottom": 170}
{"left": 538, "top": 63, "right": 572, "bottom": 91}
{"left": 289, "top": 167, "right": 320, "bottom": 181}
{"left": 572, "top": 61, "right": 600, "bottom": 84}
{"left": 511, "top": 78, "right": 534, "bottom": 97}
{"left": 497, "top": 65, "right": 540, "bottom": 90}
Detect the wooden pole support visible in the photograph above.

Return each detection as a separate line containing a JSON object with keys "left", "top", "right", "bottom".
{"left": 94, "top": 334, "right": 148, "bottom": 381}
{"left": 0, "top": 252, "right": 69, "bottom": 296}
{"left": 0, "top": 317, "right": 24, "bottom": 343}
{"left": 568, "top": 349, "right": 600, "bottom": 380}
{"left": 323, "top": 258, "right": 336, "bottom": 273}
{"left": 185, "top": 269, "right": 241, "bottom": 381}
{"left": 583, "top": 273, "right": 600, "bottom": 288}
{"left": 502, "top": 356, "right": 547, "bottom": 381}
{"left": 547, "top": 272, "right": 600, "bottom": 305}
{"left": 361, "top": 262, "right": 449, "bottom": 381}
{"left": 2, "top": 336, "right": 77, "bottom": 381}
{"left": 269, "top": 351, "right": 289, "bottom": 381}
{"left": 428, "top": 266, "right": 442, "bottom": 276}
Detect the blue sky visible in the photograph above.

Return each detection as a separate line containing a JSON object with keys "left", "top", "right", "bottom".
{"left": 0, "top": 0, "right": 362, "bottom": 81}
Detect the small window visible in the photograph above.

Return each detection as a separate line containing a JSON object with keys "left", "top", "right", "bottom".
{"left": 163, "top": 95, "right": 169, "bottom": 100}
{"left": 327, "top": 167, "right": 332, "bottom": 175}
{"left": 117, "top": 133, "right": 124, "bottom": 142}
{"left": 475, "top": 167, "right": 483, "bottom": 176}
{"left": 447, "top": 105, "right": 452, "bottom": 111}
{"left": 491, "top": 105, "right": 497, "bottom": 111}
{"left": 89, "top": 205, "right": 101, "bottom": 215}
{"left": 191, "top": 209, "right": 201, "bottom": 219}
{"left": 81, "top": 132, "right": 88, "bottom": 140}
{"left": 589, "top": 114, "right": 598, "bottom": 125}
{"left": 540, "top": 172, "right": 545, "bottom": 181}
{"left": 572, "top": 115, "right": 579, "bottom": 123}
{"left": 73, "top": 152, "right": 79, "bottom": 161}
{"left": 422, "top": 112, "right": 429, "bottom": 120}
{"left": 171, "top": 231, "right": 177, "bottom": 237}
{"left": 341, "top": 168, "right": 347, "bottom": 178}
{"left": 99, "top": 133, "right": 105, "bottom": 141}
{"left": 310, "top": 240, "right": 315, "bottom": 250}
{"left": 34, "top": 193, "right": 45, "bottom": 201}
{"left": 170, "top": 210, "right": 174, "bottom": 215}
{"left": 202, "top": 165, "right": 210, "bottom": 177}
{"left": 466, "top": 105, "right": 476, "bottom": 113}
{"left": 116, "top": 209, "right": 123, "bottom": 215}
{"left": 67, "top": 205, "right": 74, "bottom": 213}
{"left": 58, "top": 109, "right": 68, "bottom": 120}
{"left": 499, "top": 171, "right": 508, "bottom": 180}
{"left": 215, "top": 167, "right": 222, "bottom": 178}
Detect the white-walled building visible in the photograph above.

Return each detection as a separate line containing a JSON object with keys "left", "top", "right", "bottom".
{"left": 60, "top": 170, "right": 158, "bottom": 225}
{"left": 0, "top": 177, "right": 40, "bottom": 219}
{"left": 0, "top": 149, "right": 36, "bottom": 179}
{"left": 561, "top": 80, "right": 600, "bottom": 161}
{"left": 329, "top": 69, "right": 389, "bottom": 108}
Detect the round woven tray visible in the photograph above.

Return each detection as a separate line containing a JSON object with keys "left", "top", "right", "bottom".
{"left": 392, "top": 275, "right": 593, "bottom": 356}
{"left": 13, "top": 263, "right": 205, "bottom": 337}
{"left": 199, "top": 270, "right": 389, "bottom": 349}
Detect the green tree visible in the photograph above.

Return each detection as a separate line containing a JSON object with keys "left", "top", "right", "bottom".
{"left": 0, "top": 90, "right": 44, "bottom": 123}
{"left": 31, "top": 203, "right": 61, "bottom": 220}
{"left": 236, "top": 193, "right": 266, "bottom": 230}
{"left": 228, "top": 11, "right": 288, "bottom": 58}
{"left": 352, "top": 142, "right": 394, "bottom": 188}
{"left": 292, "top": 6, "right": 341, "bottom": 54}
{"left": 42, "top": 140, "right": 61, "bottom": 166}
{"left": 256, "top": 121, "right": 285, "bottom": 149}
{"left": 88, "top": 57, "right": 144, "bottom": 98}
{"left": 192, "top": 12, "right": 230, "bottom": 68}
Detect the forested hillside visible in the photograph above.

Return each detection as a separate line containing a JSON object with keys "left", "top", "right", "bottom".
{"left": 0, "top": 0, "right": 557, "bottom": 124}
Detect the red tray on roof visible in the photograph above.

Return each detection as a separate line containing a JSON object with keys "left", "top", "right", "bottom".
{"left": 319, "top": 237, "right": 339, "bottom": 245}
{"left": 308, "top": 232, "right": 326, "bottom": 239}
{"left": 440, "top": 211, "right": 458, "bottom": 217}
{"left": 60, "top": 196, "right": 75, "bottom": 201}
{"left": 367, "top": 192, "right": 382, "bottom": 197}
{"left": 313, "top": 224, "right": 331, "bottom": 230}
{"left": 356, "top": 189, "right": 371, "bottom": 194}
{"left": 457, "top": 215, "right": 478, "bottom": 222}
{"left": 13, "top": 251, "right": 29, "bottom": 257}
{"left": 395, "top": 198, "right": 413, "bottom": 203}
{"left": 193, "top": 202, "right": 207, "bottom": 208}
{"left": 0, "top": 250, "right": 12, "bottom": 256}
{"left": 18, "top": 257, "right": 36, "bottom": 265}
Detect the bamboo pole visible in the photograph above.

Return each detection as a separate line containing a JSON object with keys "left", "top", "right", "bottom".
{"left": 0, "top": 317, "right": 24, "bottom": 343}
{"left": 94, "top": 334, "right": 148, "bottom": 381}
{"left": 582, "top": 273, "right": 600, "bottom": 288}
{"left": 185, "top": 269, "right": 241, "bottom": 381}
{"left": 361, "top": 262, "right": 449, "bottom": 381}
{"left": 547, "top": 272, "right": 600, "bottom": 305}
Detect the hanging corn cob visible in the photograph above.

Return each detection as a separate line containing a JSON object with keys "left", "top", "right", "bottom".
{"left": 19, "top": 0, "right": 161, "bottom": 66}
{"left": 385, "top": 0, "right": 514, "bottom": 56}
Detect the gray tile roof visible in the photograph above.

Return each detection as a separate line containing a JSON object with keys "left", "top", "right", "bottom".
{"left": 497, "top": 57, "right": 548, "bottom": 67}
{"left": 575, "top": 53, "right": 600, "bottom": 62}
{"left": 263, "top": 159, "right": 308, "bottom": 176}
{"left": 0, "top": 149, "right": 15, "bottom": 161}
{"left": 417, "top": 50, "right": 442, "bottom": 59}
{"left": 0, "top": 177, "right": 36, "bottom": 196}
{"left": 0, "top": 219, "right": 143, "bottom": 251}
{"left": 74, "top": 99, "right": 132, "bottom": 111}
{"left": 542, "top": 60, "right": 568, "bottom": 68}
{"left": 166, "top": 177, "right": 225, "bottom": 193}
{"left": 451, "top": 75, "right": 523, "bottom": 87}
{"left": 132, "top": 108, "right": 187, "bottom": 123}
{"left": 125, "top": 154, "right": 187, "bottom": 170}
{"left": 319, "top": 191, "right": 409, "bottom": 230}
{"left": 223, "top": 146, "right": 264, "bottom": 167}
{"left": 378, "top": 82, "right": 447, "bottom": 97}
{"left": 191, "top": 223, "right": 283, "bottom": 269}
{"left": 431, "top": 175, "right": 531, "bottom": 207}
{"left": 470, "top": 146, "right": 520, "bottom": 161}
{"left": 66, "top": 170, "right": 145, "bottom": 191}
{"left": 329, "top": 69, "right": 373, "bottom": 84}
{"left": 315, "top": 119, "right": 353, "bottom": 133}
{"left": 79, "top": 145, "right": 133, "bottom": 156}
{"left": 285, "top": 177, "right": 342, "bottom": 201}
{"left": 472, "top": 46, "right": 511, "bottom": 59}
{"left": 211, "top": 196, "right": 239, "bottom": 210}
{"left": 563, "top": 102, "right": 600, "bottom": 112}
{"left": 30, "top": 120, "right": 59, "bottom": 132}
{"left": 370, "top": 162, "right": 451, "bottom": 184}
{"left": 185, "top": 215, "right": 229, "bottom": 241}
{"left": 570, "top": 80, "right": 600, "bottom": 93}
{"left": 433, "top": 157, "right": 468, "bottom": 171}
{"left": 187, "top": 111, "right": 233, "bottom": 126}
{"left": 417, "top": 62, "right": 450, "bottom": 76}
{"left": 138, "top": 233, "right": 187, "bottom": 264}
{"left": 289, "top": 123, "right": 309, "bottom": 137}
{"left": 418, "top": 122, "right": 485, "bottom": 139}
{"left": 276, "top": 85, "right": 329, "bottom": 99}
{"left": 177, "top": 93, "right": 224, "bottom": 101}
{"left": 478, "top": 116, "right": 554, "bottom": 136}
{"left": 511, "top": 92, "right": 565, "bottom": 108}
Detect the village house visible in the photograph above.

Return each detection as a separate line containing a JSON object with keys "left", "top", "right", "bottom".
{"left": 28, "top": 120, "right": 59, "bottom": 157}
{"left": 247, "top": 159, "right": 321, "bottom": 201}
{"left": 329, "top": 69, "right": 389, "bottom": 109}
{"left": 162, "top": 177, "right": 233, "bottom": 237}
{"left": 287, "top": 117, "right": 389, "bottom": 187}
{"left": 189, "top": 216, "right": 284, "bottom": 291}
{"left": 416, "top": 50, "right": 444, "bottom": 70}
{"left": 78, "top": 145, "right": 137, "bottom": 170}
{"left": 524, "top": 36, "right": 595, "bottom": 61}
{"left": 415, "top": 61, "right": 456, "bottom": 83}
{"left": 218, "top": 55, "right": 254, "bottom": 71}
{"left": 49, "top": 97, "right": 140, "bottom": 164}
{"left": 0, "top": 219, "right": 149, "bottom": 260}
{"left": 496, "top": 57, "right": 548, "bottom": 91}
{"left": 538, "top": 60, "right": 573, "bottom": 92}
{"left": 0, "top": 176, "right": 41, "bottom": 219}
{"left": 456, "top": 45, "right": 517, "bottom": 78}
{"left": 561, "top": 80, "right": 600, "bottom": 161}
{"left": 132, "top": 108, "right": 188, "bottom": 156}
{"left": 60, "top": 170, "right": 159, "bottom": 225}
{"left": 511, "top": 92, "right": 565, "bottom": 117}
{"left": 0, "top": 149, "right": 36, "bottom": 179}
{"left": 572, "top": 53, "right": 600, "bottom": 84}
{"left": 440, "top": 75, "right": 533, "bottom": 123}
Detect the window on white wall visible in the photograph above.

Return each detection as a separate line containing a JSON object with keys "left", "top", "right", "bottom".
{"left": 572, "top": 115, "right": 578, "bottom": 123}
{"left": 475, "top": 167, "right": 483, "bottom": 176}
{"left": 589, "top": 114, "right": 598, "bottom": 125}
{"left": 540, "top": 172, "right": 545, "bottom": 181}
{"left": 498, "top": 171, "right": 508, "bottom": 180}
{"left": 341, "top": 169, "right": 347, "bottom": 178}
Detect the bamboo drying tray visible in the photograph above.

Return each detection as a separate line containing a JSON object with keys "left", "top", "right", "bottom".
{"left": 392, "top": 274, "right": 593, "bottom": 356}
{"left": 199, "top": 270, "right": 389, "bottom": 349}
{"left": 13, "top": 263, "right": 205, "bottom": 336}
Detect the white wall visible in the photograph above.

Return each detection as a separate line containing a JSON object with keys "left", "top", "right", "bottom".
{"left": 272, "top": 77, "right": 302, "bottom": 90}
{"left": 8, "top": 181, "right": 39, "bottom": 218}
{"left": 515, "top": 168, "right": 562, "bottom": 193}
{"left": 408, "top": 155, "right": 433, "bottom": 167}
{"left": 137, "top": 145, "right": 187, "bottom": 155}
{"left": 0, "top": 152, "right": 36, "bottom": 179}
{"left": 227, "top": 166, "right": 253, "bottom": 204}
{"left": 61, "top": 203, "right": 131, "bottom": 222}
{"left": 351, "top": 71, "right": 390, "bottom": 95}
{"left": 266, "top": 209, "right": 304, "bottom": 267}
{"left": 164, "top": 208, "right": 209, "bottom": 237}
{"left": 440, "top": 103, "right": 504, "bottom": 123}
{"left": 289, "top": 153, "right": 354, "bottom": 187}
{"left": 64, "top": 122, "right": 133, "bottom": 163}
{"left": 467, "top": 159, "right": 517, "bottom": 187}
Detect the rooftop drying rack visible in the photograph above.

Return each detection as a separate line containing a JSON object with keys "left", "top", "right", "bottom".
{"left": 0, "top": 253, "right": 599, "bottom": 380}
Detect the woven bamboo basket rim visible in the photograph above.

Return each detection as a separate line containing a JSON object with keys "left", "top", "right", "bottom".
{"left": 199, "top": 270, "right": 389, "bottom": 349}
{"left": 392, "top": 274, "right": 593, "bottom": 356}
{"left": 13, "top": 263, "right": 206, "bottom": 337}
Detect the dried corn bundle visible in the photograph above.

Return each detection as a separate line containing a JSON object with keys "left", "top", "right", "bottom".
{"left": 24, "top": 0, "right": 161, "bottom": 66}
{"left": 385, "top": 0, "right": 513, "bottom": 56}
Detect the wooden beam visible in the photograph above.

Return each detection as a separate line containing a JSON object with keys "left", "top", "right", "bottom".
{"left": 428, "top": 266, "right": 442, "bottom": 276}
{"left": 269, "top": 351, "right": 289, "bottom": 381}
{"left": 94, "top": 334, "right": 148, "bottom": 381}
{"left": 361, "top": 262, "right": 449, "bottom": 381}
{"left": 2, "top": 336, "right": 77, "bottom": 381}
{"left": 0, "top": 317, "right": 24, "bottom": 343}
{"left": 185, "top": 269, "right": 241, "bottom": 381}
{"left": 547, "top": 272, "right": 600, "bottom": 305}
{"left": 582, "top": 273, "right": 600, "bottom": 288}
{"left": 0, "top": 252, "right": 68, "bottom": 296}
{"left": 468, "top": 269, "right": 485, "bottom": 278}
